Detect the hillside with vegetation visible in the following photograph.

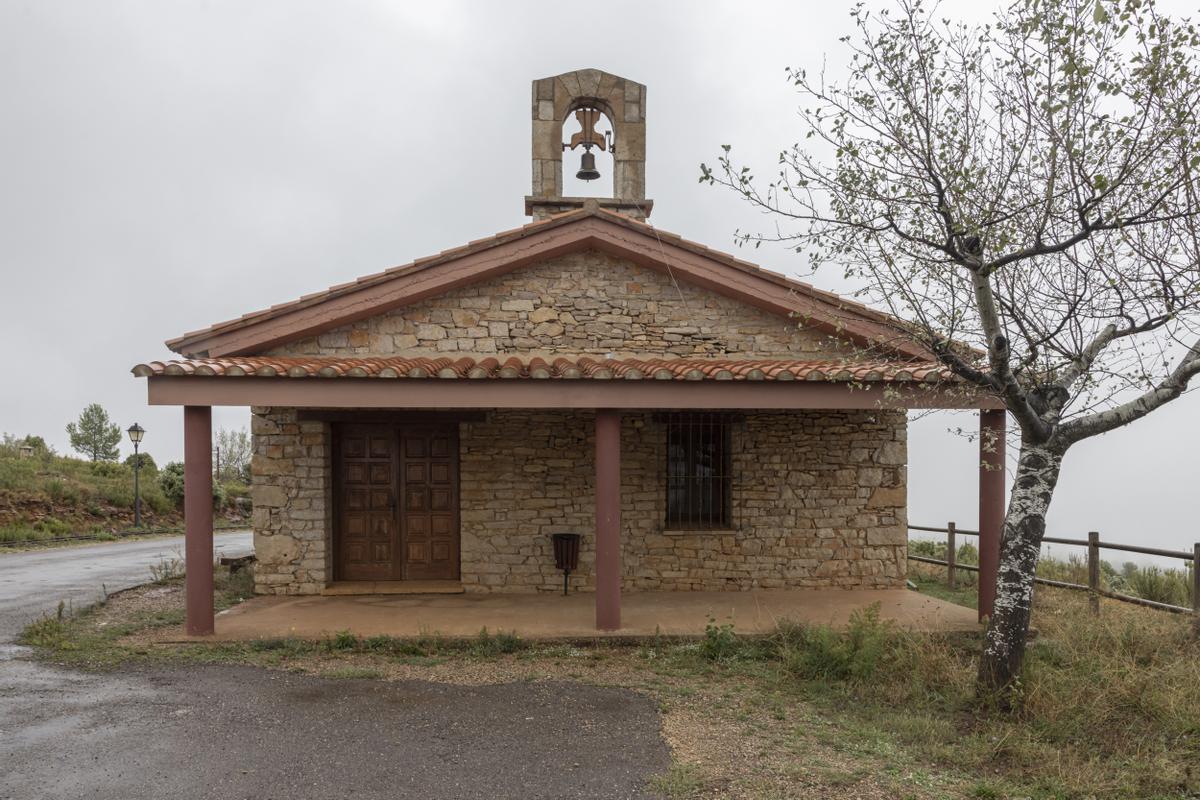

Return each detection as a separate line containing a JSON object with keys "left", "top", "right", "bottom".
{"left": 0, "top": 432, "right": 249, "bottom": 545}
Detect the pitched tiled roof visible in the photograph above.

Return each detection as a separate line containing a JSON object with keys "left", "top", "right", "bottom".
{"left": 132, "top": 356, "right": 954, "bottom": 383}
{"left": 164, "top": 206, "right": 937, "bottom": 361}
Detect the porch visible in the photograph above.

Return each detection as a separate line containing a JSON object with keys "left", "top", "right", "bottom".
{"left": 133, "top": 354, "right": 1008, "bottom": 636}
{"left": 196, "top": 587, "right": 980, "bottom": 641}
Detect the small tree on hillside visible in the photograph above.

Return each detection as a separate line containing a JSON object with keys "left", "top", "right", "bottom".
{"left": 703, "top": 0, "right": 1200, "bottom": 698}
{"left": 66, "top": 404, "right": 122, "bottom": 462}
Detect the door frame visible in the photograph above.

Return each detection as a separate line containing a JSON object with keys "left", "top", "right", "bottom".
{"left": 331, "top": 418, "right": 462, "bottom": 582}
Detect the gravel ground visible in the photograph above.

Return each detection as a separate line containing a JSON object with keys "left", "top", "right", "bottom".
{"left": 0, "top": 654, "right": 670, "bottom": 800}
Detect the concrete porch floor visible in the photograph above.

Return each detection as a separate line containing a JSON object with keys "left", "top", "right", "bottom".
{"left": 201, "top": 588, "right": 978, "bottom": 641}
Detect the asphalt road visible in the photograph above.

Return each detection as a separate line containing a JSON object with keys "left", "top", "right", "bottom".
{"left": 0, "top": 530, "right": 252, "bottom": 641}
{"left": 0, "top": 662, "right": 669, "bottom": 800}
{"left": 0, "top": 533, "right": 671, "bottom": 799}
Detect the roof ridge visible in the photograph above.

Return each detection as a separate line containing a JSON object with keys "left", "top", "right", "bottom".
{"left": 165, "top": 208, "right": 930, "bottom": 360}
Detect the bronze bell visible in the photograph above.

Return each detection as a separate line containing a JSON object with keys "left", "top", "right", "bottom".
{"left": 576, "top": 148, "right": 600, "bottom": 181}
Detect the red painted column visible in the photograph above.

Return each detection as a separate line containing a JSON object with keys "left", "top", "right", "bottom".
{"left": 595, "top": 411, "right": 621, "bottom": 631}
{"left": 184, "top": 405, "right": 214, "bottom": 636}
{"left": 978, "top": 408, "right": 1006, "bottom": 622}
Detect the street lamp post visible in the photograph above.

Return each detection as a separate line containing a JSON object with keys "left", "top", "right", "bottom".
{"left": 127, "top": 423, "right": 145, "bottom": 528}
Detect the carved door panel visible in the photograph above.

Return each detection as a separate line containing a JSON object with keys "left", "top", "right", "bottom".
{"left": 335, "top": 425, "right": 397, "bottom": 581}
{"left": 399, "top": 425, "right": 460, "bottom": 580}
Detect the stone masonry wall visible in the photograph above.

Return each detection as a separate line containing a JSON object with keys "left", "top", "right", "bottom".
{"left": 250, "top": 407, "right": 332, "bottom": 595}
{"left": 268, "top": 250, "right": 854, "bottom": 361}
{"left": 249, "top": 408, "right": 906, "bottom": 594}
{"left": 458, "top": 409, "right": 907, "bottom": 593}
{"left": 251, "top": 251, "right": 905, "bottom": 594}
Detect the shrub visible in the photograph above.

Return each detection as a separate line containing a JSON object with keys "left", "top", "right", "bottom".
{"left": 159, "top": 462, "right": 225, "bottom": 510}
{"left": 89, "top": 461, "right": 128, "bottom": 479}
{"left": 778, "top": 605, "right": 897, "bottom": 684}
{"left": 100, "top": 482, "right": 134, "bottom": 509}
{"left": 159, "top": 462, "right": 185, "bottom": 506}
{"left": 908, "top": 539, "right": 942, "bottom": 559}
{"left": 0, "top": 518, "right": 75, "bottom": 543}
{"left": 124, "top": 452, "right": 157, "bottom": 473}
{"left": 328, "top": 630, "right": 359, "bottom": 651}
{"left": 0, "top": 456, "right": 38, "bottom": 491}
{"left": 471, "top": 628, "right": 524, "bottom": 656}
{"left": 907, "top": 539, "right": 978, "bottom": 567}
{"left": 44, "top": 478, "right": 81, "bottom": 506}
{"left": 149, "top": 557, "right": 184, "bottom": 584}
{"left": 0, "top": 523, "right": 40, "bottom": 543}
{"left": 1124, "top": 565, "right": 1191, "bottom": 607}
{"left": 1037, "top": 552, "right": 1089, "bottom": 585}
{"left": 363, "top": 635, "right": 395, "bottom": 652}
{"left": 699, "top": 617, "right": 743, "bottom": 661}
{"left": 19, "top": 602, "right": 71, "bottom": 648}
{"left": 35, "top": 517, "right": 71, "bottom": 537}
{"left": 140, "top": 482, "right": 174, "bottom": 515}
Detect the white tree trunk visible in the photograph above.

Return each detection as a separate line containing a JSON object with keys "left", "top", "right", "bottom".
{"left": 977, "top": 441, "right": 1064, "bottom": 696}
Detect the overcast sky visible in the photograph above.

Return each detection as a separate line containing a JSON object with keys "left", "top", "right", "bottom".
{"left": 1, "top": 0, "right": 1196, "bottom": 563}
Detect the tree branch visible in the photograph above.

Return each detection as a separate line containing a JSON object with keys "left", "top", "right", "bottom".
{"left": 1057, "top": 337, "right": 1200, "bottom": 444}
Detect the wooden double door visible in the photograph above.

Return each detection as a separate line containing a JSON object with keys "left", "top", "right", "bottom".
{"left": 334, "top": 423, "right": 460, "bottom": 582}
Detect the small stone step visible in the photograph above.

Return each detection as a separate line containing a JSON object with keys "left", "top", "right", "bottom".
{"left": 322, "top": 580, "right": 465, "bottom": 596}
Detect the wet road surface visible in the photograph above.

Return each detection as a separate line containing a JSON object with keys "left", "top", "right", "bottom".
{"left": 0, "top": 533, "right": 670, "bottom": 799}
{"left": 0, "top": 658, "right": 669, "bottom": 800}
{"left": 0, "top": 531, "right": 252, "bottom": 640}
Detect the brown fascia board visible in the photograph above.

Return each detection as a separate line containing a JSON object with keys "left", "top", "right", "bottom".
{"left": 168, "top": 208, "right": 932, "bottom": 360}
{"left": 146, "top": 375, "right": 1003, "bottom": 410}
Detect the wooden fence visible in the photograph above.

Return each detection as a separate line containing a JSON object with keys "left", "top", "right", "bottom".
{"left": 908, "top": 523, "right": 1200, "bottom": 619}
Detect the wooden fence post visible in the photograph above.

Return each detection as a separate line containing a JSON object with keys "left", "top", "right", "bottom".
{"left": 1088, "top": 531, "right": 1100, "bottom": 616}
{"left": 1192, "top": 542, "right": 1199, "bottom": 633}
{"left": 946, "top": 521, "right": 957, "bottom": 589}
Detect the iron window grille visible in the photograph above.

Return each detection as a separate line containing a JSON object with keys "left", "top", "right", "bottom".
{"left": 664, "top": 412, "right": 732, "bottom": 529}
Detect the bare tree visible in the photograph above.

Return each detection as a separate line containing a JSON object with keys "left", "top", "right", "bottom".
{"left": 213, "top": 427, "right": 252, "bottom": 482}
{"left": 702, "top": 0, "right": 1200, "bottom": 698}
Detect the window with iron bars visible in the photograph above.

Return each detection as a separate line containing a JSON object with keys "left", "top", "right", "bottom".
{"left": 664, "top": 413, "right": 732, "bottom": 529}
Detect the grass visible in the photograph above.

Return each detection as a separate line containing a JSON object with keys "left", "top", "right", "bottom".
{"left": 0, "top": 444, "right": 249, "bottom": 546}
{"left": 0, "top": 448, "right": 175, "bottom": 515}
{"left": 18, "top": 563, "right": 1200, "bottom": 799}
{"left": 649, "top": 764, "right": 706, "bottom": 799}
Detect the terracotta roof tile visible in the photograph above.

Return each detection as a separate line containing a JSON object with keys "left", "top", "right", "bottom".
{"left": 132, "top": 356, "right": 955, "bottom": 383}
